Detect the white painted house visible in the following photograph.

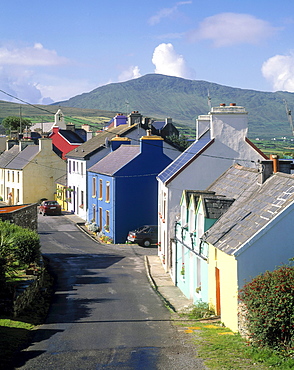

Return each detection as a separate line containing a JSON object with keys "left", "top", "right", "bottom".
{"left": 157, "top": 103, "right": 268, "bottom": 282}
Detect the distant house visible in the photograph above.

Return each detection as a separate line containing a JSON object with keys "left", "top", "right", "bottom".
{"left": 157, "top": 103, "right": 268, "bottom": 282}
{"left": 66, "top": 111, "right": 181, "bottom": 221}
{"left": 0, "top": 138, "right": 66, "bottom": 204}
{"left": 55, "top": 174, "right": 68, "bottom": 211}
{"left": 87, "top": 134, "right": 173, "bottom": 243}
{"left": 49, "top": 124, "right": 89, "bottom": 159}
{"left": 200, "top": 159, "right": 294, "bottom": 332}
{"left": 150, "top": 118, "right": 179, "bottom": 139}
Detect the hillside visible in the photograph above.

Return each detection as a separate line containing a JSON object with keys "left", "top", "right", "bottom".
{"left": 0, "top": 100, "right": 117, "bottom": 130}
{"left": 56, "top": 74, "right": 294, "bottom": 139}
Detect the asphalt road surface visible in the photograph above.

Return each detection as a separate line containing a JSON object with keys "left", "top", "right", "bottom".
{"left": 15, "top": 214, "right": 205, "bottom": 370}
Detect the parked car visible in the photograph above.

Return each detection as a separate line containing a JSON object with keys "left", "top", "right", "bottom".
{"left": 127, "top": 225, "right": 158, "bottom": 247}
{"left": 39, "top": 200, "right": 62, "bottom": 216}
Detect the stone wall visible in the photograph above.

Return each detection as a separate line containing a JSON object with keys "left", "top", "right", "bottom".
{"left": 0, "top": 203, "right": 38, "bottom": 232}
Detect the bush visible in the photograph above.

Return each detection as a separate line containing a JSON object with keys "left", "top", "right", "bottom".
{"left": 187, "top": 300, "right": 215, "bottom": 319}
{"left": 239, "top": 265, "right": 294, "bottom": 351}
{"left": 0, "top": 221, "right": 41, "bottom": 268}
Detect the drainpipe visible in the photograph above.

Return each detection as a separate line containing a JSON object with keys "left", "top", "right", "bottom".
{"left": 174, "top": 221, "right": 178, "bottom": 286}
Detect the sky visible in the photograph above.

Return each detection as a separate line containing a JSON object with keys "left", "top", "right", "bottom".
{"left": 0, "top": 0, "right": 294, "bottom": 105}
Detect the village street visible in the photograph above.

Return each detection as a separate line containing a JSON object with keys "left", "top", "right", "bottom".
{"left": 14, "top": 214, "right": 205, "bottom": 370}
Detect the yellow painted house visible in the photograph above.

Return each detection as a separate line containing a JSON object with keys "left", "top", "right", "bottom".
{"left": 0, "top": 138, "right": 66, "bottom": 205}
{"left": 202, "top": 160, "right": 294, "bottom": 332}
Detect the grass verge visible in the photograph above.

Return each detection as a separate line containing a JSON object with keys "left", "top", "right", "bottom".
{"left": 174, "top": 320, "right": 294, "bottom": 369}
{"left": 0, "top": 267, "right": 53, "bottom": 370}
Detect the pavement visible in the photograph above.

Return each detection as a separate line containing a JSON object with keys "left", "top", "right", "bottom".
{"left": 63, "top": 211, "right": 194, "bottom": 314}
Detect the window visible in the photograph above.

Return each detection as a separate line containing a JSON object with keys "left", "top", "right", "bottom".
{"left": 92, "top": 205, "right": 96, "bottom": 222}
{"left": 7, "top": 171, "right": 9, "bottom": 182}
{"left": 16, "top": 189, "right": 19, "bottom": 203}
{"left": 12, "top": 171, "right": 14, "bottom": 183}
{"left": 106, "top": 182, "right": 110, "bottom": 202}
{"left": 80, "top": 191, "right": 84, "bottom": 207}
{"left": 73, "top": 161, "right": 75, "bottom": 172}
{"left": 99, "top": 207, "right": 103, "bottom": 229}
{"left": 99, "top": 179, "right": 103, "bottom": 199}
{"left": 69, "top": 161, "right": 71, "bottom": 174}
{"left": 106, "top": 210, "right": 110, "bottom": 227}
{"left": 17, "top": 172, "right": 20, "bottom": 183}
{"left": 92, "top": 177, "right": 96, "bottom": 197}
{"left": 76, "top": 162, "right": 79, "bottom": 173}
{"left": 81, "top": 163, "right": 83, "bottom": 176}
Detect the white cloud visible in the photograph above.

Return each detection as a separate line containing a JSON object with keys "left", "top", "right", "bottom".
{"left": 262, "top": 52, "right": 294, "bottom": 92}
{"left": 148, "top": 1, "right": 192, "bottom": 25}
{"left": 188, "top": 13, "right": 277, "bottom": 47}
{"left": 118, "top": 66, "right": 141, "bottom": 82}
{"left": 0, "top": 43, "right": 68, "bottom": 66}
{"left": 152, "top": 43, "right": 194, "bottom": 79}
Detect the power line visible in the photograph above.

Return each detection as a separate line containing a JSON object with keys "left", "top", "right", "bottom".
{"left": 0, "top": 88, "right": 105, "bottom": 128}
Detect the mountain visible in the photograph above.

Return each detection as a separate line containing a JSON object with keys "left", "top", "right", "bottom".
{"left": 56, "top": 74, "right": 294, "bottom": 139}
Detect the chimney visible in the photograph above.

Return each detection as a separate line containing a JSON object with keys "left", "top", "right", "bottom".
{"left": 270, "top": 154, "right": 279, "bottom": 173}
{"left": 258, "top": 160, "right": 273, "bottom": 184}
{"left": 140, "top": 134, "right": 164, "bottom": 155}
{"left": 81, "top": 124, "right": 91, "bottom": 132}
{"left": 128, "top": 111, "right": 142, "bottom": 126}
{"left": 66, "top": 123, "right": 75, "bottom": 132}
{"left": 110, "top": 136, "right": 131, "bottom": 151}
{"left": 6, "top": 139, "right": 18, "bottom": 151}
{"left": 38, "top": 138, "right": 52, "bottom": 153}
{"left": 19, "top": 139, "right": 35, "bottom": 152}
{"left": 114, "top": 113, "right": 127, "bottom": 127}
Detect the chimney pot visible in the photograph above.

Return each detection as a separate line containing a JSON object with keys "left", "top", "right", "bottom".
{"left": 220, "top": 103, "right": 226, "bottom": 106}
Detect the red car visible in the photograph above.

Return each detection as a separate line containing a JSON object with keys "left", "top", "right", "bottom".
{"left": 39, "top": 200, "right": 62, "bottom": 216}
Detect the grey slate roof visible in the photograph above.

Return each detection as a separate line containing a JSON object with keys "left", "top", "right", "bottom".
{"left": 6, "top": 146, "right": 39, "bottom": 170}
{"left": 0, "top": 146, "right": 20, "bottom": 167}
{"left": 59, "top": 129, "right": 84, "bottom": 144}
{"left": 203, "top": 196, "right": 235, "bottom": 219}
{"left": 66, "top": 123, "right": 139, "bottom": 160}
{"left": 157, "top": 130, "right": 212, "bottom": 184}
{"left": 88, "top": 145, "right": 140, "bottom": 176}
{"left": 0, "top": 145, "right": 39, "bottom": 170}
{"left": 202, "top": 165, "right": 294, "bottom": 256}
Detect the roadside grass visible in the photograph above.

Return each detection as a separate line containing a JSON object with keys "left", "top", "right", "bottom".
{"left": 174, "top": 320, "right": 294, "bottom": 369}
{"left": 0, "top": 267, "right": 53, "bottom": 369}
{"left": 0, "top": 319, "right": 35, "bottom": 370}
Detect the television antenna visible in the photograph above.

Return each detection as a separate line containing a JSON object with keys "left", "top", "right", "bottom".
{"left": 283, "top": 99, "right": 294, "bottom": 136}
{"left": 207, "top": 89, "right": 212, "bottom": 111}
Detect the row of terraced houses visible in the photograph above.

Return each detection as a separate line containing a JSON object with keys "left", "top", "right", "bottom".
{"left": 1, "top": 104, "right": 294, "bottom": 333}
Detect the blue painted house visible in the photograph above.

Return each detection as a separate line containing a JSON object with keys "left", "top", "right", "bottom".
{"left": 87, "top": 134, "right": 173, "bottom": 243}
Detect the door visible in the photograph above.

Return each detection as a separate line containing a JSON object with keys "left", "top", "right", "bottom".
{"left": 215, "top": 267, "right": 221, "bottom": 315}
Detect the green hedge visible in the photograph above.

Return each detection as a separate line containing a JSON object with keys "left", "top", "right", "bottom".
{"left": 239, "top": 265, "right": 294, "bottom": 352}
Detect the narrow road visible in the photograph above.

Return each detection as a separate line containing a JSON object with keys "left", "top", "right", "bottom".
{"left": 15, "top": 214, "right": 205, "bottom": 369}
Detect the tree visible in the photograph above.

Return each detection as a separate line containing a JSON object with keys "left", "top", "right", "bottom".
{"left": 2, "top": 116, "right": 32, "bottom": 134}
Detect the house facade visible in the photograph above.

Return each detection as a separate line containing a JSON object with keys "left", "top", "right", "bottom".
{"left": 157, "top": 103, "right": 268, "bottom": 282}
{"left": 88, "top": 134, "right": 173, "bottom": 243}
{"left": 66, "top": 112, "right": 181, "bottom": 221}
{"left": 0, "top": 138, "right": 66, "bottom": 204}
{"left": 201, "top": 160, "right": 294, "bottom": 332}
{"left": 175, "top": 190, "right": 234, "bottom": 304}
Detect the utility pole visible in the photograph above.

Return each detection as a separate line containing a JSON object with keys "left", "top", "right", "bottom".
{"left": 19, "top": 105, "right": 22, "bottom": 136}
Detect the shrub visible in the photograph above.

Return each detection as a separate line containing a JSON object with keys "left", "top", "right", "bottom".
{"left": 0, "top": 221, "right": 41, "bottom": 268}
{"left": 239, "top": 265, "right": 294, "bottom": 351}
{"left": 187, "top": 300, "right": 215, "bottom": 319}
